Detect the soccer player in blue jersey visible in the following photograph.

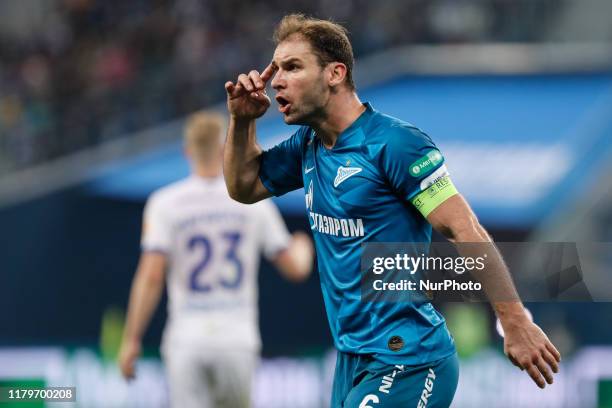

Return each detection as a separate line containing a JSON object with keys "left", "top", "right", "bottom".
{"left": 223, "top": 14, "right": 561, "bottom": 407}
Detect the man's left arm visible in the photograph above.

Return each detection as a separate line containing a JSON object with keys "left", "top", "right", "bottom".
{"left": 119, "top": 195, "right": 169, "bottom": 380}
{"left": 426, "top": 192, "right": 561, "bottom": 388}
{"left": 118, "top": 252, "right": 166, "bottom": 379}
{"left": 379, "top": 126, "right": 560, "bottom": 387}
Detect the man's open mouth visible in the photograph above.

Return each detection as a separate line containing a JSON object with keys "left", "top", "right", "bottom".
{"left": 276, "top": 96, "right": 292, "bottom": 114}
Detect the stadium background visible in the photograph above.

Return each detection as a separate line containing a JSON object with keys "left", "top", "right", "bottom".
{"left": 1, "top": 0, "right": 611, "bottom": 407}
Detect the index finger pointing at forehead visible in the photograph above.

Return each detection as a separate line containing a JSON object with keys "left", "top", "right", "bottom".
{"left": 260, "top": 63, "right": 277, "bottom": 82}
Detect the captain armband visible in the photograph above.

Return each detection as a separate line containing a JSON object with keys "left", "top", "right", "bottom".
{"left": 410, "top": 176, "right": 458, "bottom": 218}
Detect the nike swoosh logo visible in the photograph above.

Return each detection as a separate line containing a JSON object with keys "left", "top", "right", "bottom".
{"left": 305, "top": 166, "right": 315, "bottom": 174}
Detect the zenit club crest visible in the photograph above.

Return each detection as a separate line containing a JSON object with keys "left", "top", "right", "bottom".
{"left": 334, "top": 166, "right": 362, "bottom": 187}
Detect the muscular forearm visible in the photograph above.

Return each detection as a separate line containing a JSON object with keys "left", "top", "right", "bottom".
{"left": 430, "top": 195, "right": 560, "bottom": 387}
{"left": 224, "top": 64, "right": 276, "bottom": 202}
{"left": 224, "top": 118, "right": 263, "bottom": 202}
{"left": 122, "top": 268, "right": 164, "bottom": 344}
{"left": 451, "top": 220, "right": 524, "bottom": 321}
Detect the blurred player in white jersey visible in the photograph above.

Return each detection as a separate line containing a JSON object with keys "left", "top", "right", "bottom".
{"left": 118, "top": 111, "right": 314, "bottom": 408}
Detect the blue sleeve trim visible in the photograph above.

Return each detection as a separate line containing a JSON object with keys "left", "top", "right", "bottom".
{"left": 259, "top": 133, "right": 303, "bottom": 197}
{"left": 259, "top": 169, "right": 282, "bottom": 197}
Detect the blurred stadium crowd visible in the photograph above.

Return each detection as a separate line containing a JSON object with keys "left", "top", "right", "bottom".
{"left": 0, "top": 0, "right": 562, "bottom": 172}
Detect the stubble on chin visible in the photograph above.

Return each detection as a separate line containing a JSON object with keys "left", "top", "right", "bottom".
{"left": 282, "top": 113, "right": 296, "bottom": 124}
{"left": 283, "top": 109, "right": 307, "bottom": 126}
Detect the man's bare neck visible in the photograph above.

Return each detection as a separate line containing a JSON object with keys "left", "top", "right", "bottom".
{"left": 313, "top": 92, "right": 365, "bottom": 149}
{"left": 193, "top": 163, "right": 222, "bottom": 178}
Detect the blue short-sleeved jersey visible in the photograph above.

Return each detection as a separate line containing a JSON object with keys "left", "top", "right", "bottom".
{"left": 259, "top": 103, "right": 455, "bottom": 365}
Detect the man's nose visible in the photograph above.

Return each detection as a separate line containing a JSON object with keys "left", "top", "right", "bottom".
{"left": 271, "top": 71, "right": 284, "bottom": 90}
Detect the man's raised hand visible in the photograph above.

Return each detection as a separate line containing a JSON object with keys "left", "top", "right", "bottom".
{"left": 225, "top": 64, "right": 277, "bottom": 121}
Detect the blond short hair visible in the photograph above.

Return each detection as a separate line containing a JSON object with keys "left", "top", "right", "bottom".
{"left": 184, "top": 111, "right": 225, "bottom": 163}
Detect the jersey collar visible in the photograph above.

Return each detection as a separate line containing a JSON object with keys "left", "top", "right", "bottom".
{"left": 325, "top": 102, "right": 373, "bottom": 150}
{"left": 190, "top": 174, "right": 224, "bottom": 185}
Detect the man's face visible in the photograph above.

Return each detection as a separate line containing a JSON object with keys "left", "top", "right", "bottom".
{"left": 270, "top": 36, "right": 329, "bottom": 125}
